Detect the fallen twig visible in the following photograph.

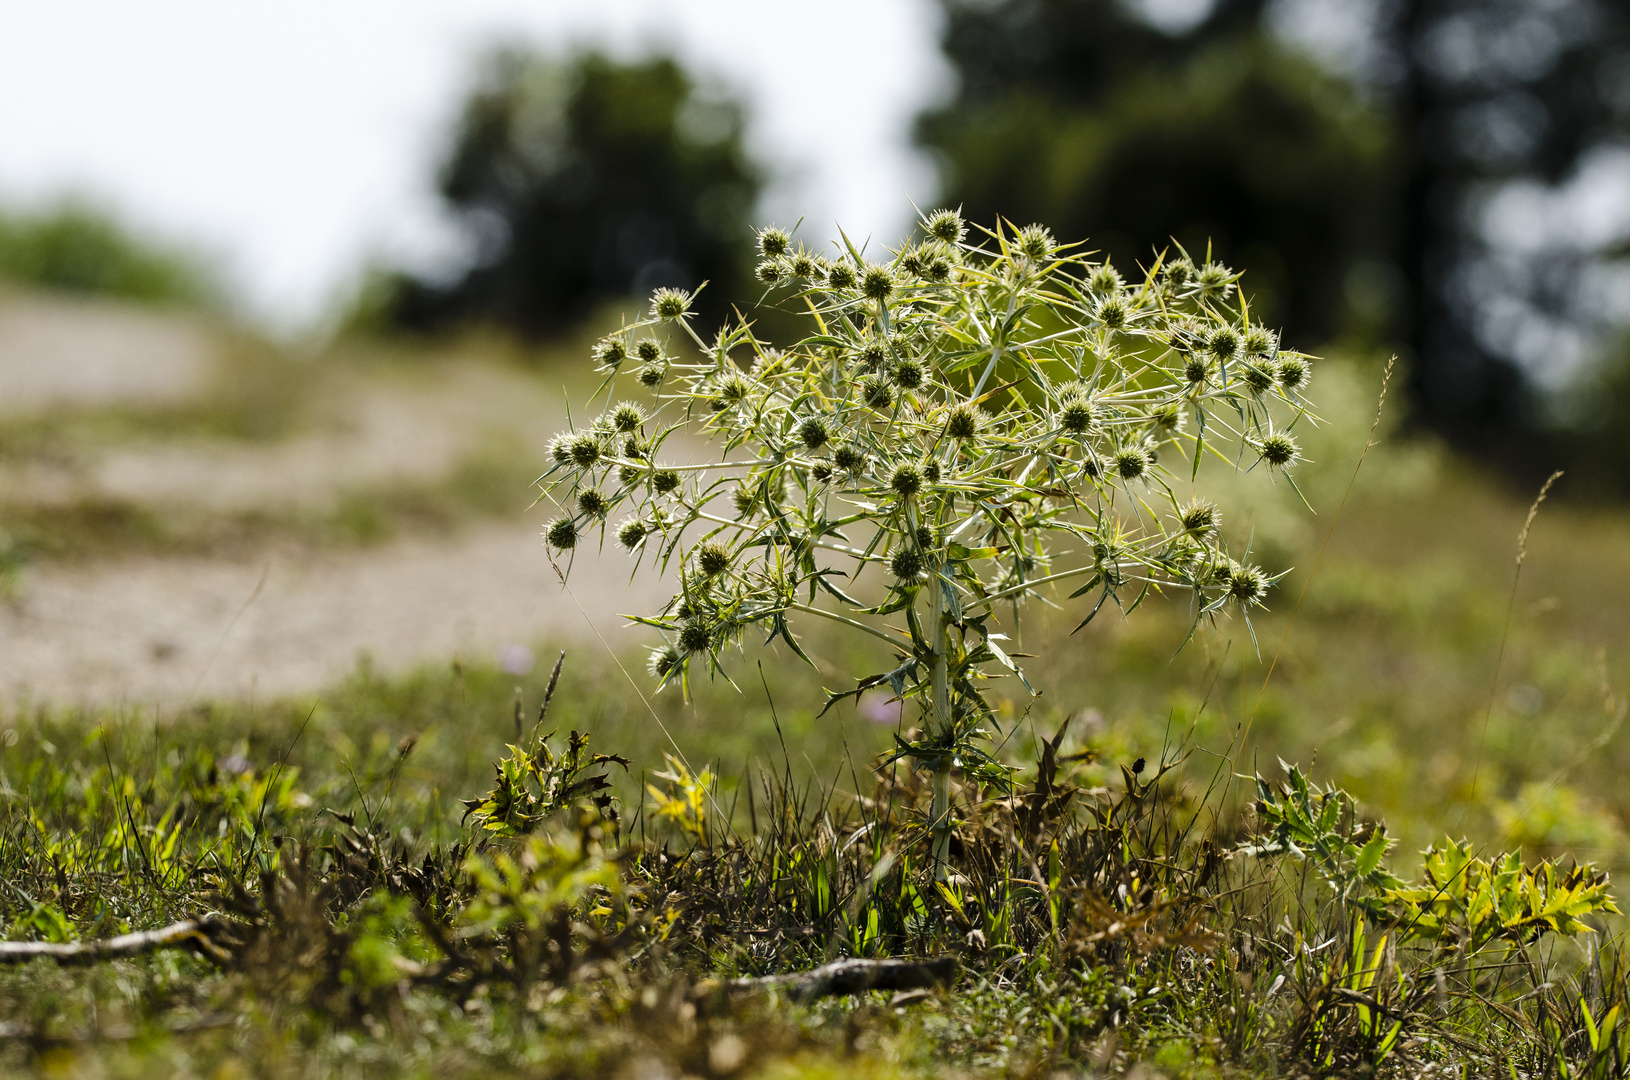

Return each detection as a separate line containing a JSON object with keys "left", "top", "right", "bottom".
{"left": 711, "top": 955, "right": 959, "bottom": 1003}
{"left": 0, "top": 918, "right": 235, "bottom": 965}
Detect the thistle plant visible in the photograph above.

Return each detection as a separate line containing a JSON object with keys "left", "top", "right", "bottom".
{"left": 543, "top": 210, "right": 1314, "bottom": 877}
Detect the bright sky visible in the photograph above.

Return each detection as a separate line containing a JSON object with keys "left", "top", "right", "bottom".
{"left": 0, "top": 0, "right": 950, "bottom": 329}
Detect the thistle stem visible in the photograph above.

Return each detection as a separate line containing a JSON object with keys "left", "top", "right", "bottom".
{"left": 928, "top": 565, "right": 953, "bottom": 882}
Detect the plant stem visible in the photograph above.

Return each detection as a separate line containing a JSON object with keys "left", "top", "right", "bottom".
{"left": 929, "top": 566, "right": 953, "bottom": 881}
{"left": 785, "top": 603, "right": 903, "bottom": 649}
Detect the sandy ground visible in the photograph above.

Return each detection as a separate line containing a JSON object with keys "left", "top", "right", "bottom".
{"left": 0, "top": 292, "right": 661, "bottom": 708}
{"left": 0, "top": 292, "right": 210, "bottom": 413}
{"left": 0, "top": 527, "right": 668, "bottom": 709}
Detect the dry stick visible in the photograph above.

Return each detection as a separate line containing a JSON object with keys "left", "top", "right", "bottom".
{"left": 1224, "top": 357, "right": 1395, "bottom": 797}
{"left": 707, "top": 955, "right": 959, "bottom": 1003}
{"left": 1468, "top": 470, "right": 1564, "bottom": 803}
{"left": 0, "top": 919, "right": 223, "bottom": 964}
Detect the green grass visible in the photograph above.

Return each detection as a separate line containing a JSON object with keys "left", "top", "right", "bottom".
{"left": 5, "top": 339, "right": 1630, "bottom": 1075}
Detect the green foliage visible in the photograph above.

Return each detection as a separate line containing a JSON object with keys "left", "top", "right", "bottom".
{"left": 1241, "top": 762, "right": 1620, "bottom": 952}
{"left": 462, "top": 728, "right": 627, "bottom": 838}
{"left": 0, "top": 200, "right": 214, "bottom": 307}
{"left": 1383, "top": 840, "right": 1620, "bottom": 948}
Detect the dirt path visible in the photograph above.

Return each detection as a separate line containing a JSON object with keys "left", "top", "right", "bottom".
{"left": 0, "top": 524, "right": 668, "bottom": 708}
{"left": 0, "top": 291, "right": 671, "bottom": 708}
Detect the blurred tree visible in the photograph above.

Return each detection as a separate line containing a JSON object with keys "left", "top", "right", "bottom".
{"left": 386, "top": 50, "right": 763, "bottom": 337}
{"left": 0, "top": 200, "right": 213, "bottom": 308}
{"left": 916, "top": 0, "right": 1396, "bottom": 345}
{"left": 1384, "top": 0, "right": 1630, "bottom": 482}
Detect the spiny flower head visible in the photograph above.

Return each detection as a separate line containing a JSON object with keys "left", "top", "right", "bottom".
{"left": 1060, "top": 394, "right": 1099, "bottom": 435}
{"left": 697, "top": 542, "right": 732, "bottom": 577}
{"left": 650, "top": 287, "right": 691, "bottom": 320}
{"left": 1196, "top": 261, "right": 1234, "bottom": 299}
{"left": 594, "top": 338, "right": 627, "bottom": 369}
{"left": 825, "top": 261, "right": 858, "bottom": 290}
{"left": 1277, "top": 355, "right": 1310, "bottom": 390}
{"left": 611, "top": 402, "right": 646, "bottom": 432}
{"left": 637, "top": 362, "right": 667, "bottom": 388}
{"left": 617, "top": 517, "right": 648, "bottom": 549}
{"left": 755, "top": 259, "right": 785, "bottom": 286}
{"left": 1098, "top": 296, "right": 1129, "bottom": 329}
{"left": 1227, "top": 563, "right": 1269, "bottom": 605}
{"left": 562, "top": 433, "right": 601, "bottom": 467}
{"left": 1244, "top": 326, "right": 1276, "bottom": 355}
{"left": 546, "top": 516, "right": 578, "bottom": 550}
{"left": 635, "top": 339, "right": 664, "bottom": 364}
{"left": 892, "top": 360, "right": 924, "bottom": 389}
{"left": 1089, "top": 263, "right": 1123, "bottom": 293}
{"left": 890, "top": 464, "right": 923, "bottom": 497}
{"left": 652, "top": 469, "right": 681, "bottom": 495}
{"left": 1179, "top": 498, "right": 1218, "bottom": 535}
{"left": 1208, "top": 325, "right": 1240, "bottom": 361}
{"left": 576, "top": 488, "right": 609, "bottom": 518}
{"left": 1016, "top": 224, "right": 1055, "bottom": 260}
{"left": 1113, "top": 445, "right": 1149, "bottom": 481}
{"left": 1150, "top": 401, "right": 1186, "bottom": 436}
{"left": 926, "top": 209, "right": 965, "bottom": 244}
{"left": 890, "top": 547, "right": 924, "bottom": 580}
{"left": 798, "top": 416, "right": 830, "bottom": 451}
{"left": 1242, "top": 361, "right": 1276, "bottom": 394}
{"left": 1257, "top": 432, "right": 1300, "bottom": 467}
{"left": 832, "top": 444, "right": 866, "bottom": 471}
{"left": 647, "top": 645, "right": 682, "bottom": 678}
{"left": 678, "top": 621, "right": 712, "bottom": 654}
{"left": 861, "top": 376, "right": 895, "bottom": 410}
{"left": 861, "top": 264, "right": 895, "bottom": 302}
{"left": 944, "top": 403, "right": 981, "bottom": 440}
{"left": 756, "top": 227, "right": 790, "bottom": 257}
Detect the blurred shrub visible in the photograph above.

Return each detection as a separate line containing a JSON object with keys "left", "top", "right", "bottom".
{"left": 379, "top": 50, "right": 763, "bottom": 338}
{"left": 0, "top": 199, "right": 214, "bottom": 307}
